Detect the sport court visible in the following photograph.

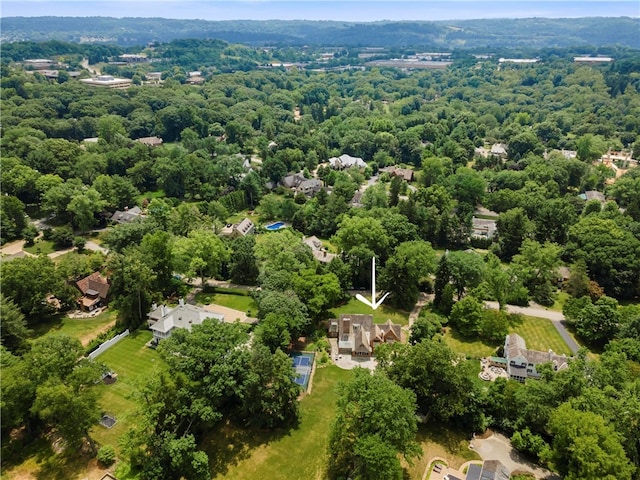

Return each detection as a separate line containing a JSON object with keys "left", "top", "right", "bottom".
{"left": 291, "top": 352, "right": 315, "bottom": 391}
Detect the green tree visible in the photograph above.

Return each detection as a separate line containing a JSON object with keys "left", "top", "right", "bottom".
{"left": 327, "top": 369, "right": 420, "bottom": 480}
{"left": 450, "top": 295, "right": 484, "bottom": 337}
{"left": 496, "top": 207, "right": 533, "bottom": 261}
{"left": 139, "top": 231, "right": 175, "bottom": 294}
{"left": 381, "top": 240, "right": 436, "bottom": 310}
{"left": 67, "top": 187, "right": 107, "bottom": 233}
{"left": 0, "top": 195, "right": 27, "bottom": 243}
{"left": 512, "top": 239, "right": 562, "bottom": 306}
{"left": 548, "top": 403, "right": 635, "bottom": 480}
{"left": 291, "top": 268, "right": 342, "bottom": 318}
{"left": 173, "top": 229, "right": 229, "bottom": 287}
{"left": 108, "top": 250, "right": 156, "bottom": 328}
{"left": 409, "top": 311, "right": 444, "bottom": 344}
{"left": 229, "top": 235, "right": 259, "bottom": 285}
{"left": 0, "top": 294, "right": 30, "bottom": 353}
{"left": 447, "top": 251, "right": 485, "bottom": 300}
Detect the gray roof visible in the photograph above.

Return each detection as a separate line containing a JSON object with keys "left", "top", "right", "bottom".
{"left": 111, "top": 206, "right": 144, "bottom": 224}
{"left": 149, "top": 303, "right": 224, "bottom": 334}
{"left": 329, "top": 154, "right": 366, "bottom": 169}
{"left": 505, "top": 333, "right": 570, "bottom": 378}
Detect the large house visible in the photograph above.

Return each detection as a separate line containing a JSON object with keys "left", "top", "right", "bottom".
{"left": 504, "top": 333, "right": 570, "bottom": 382}
{"left": 111, "top": 206, "right": 145, "bottom": 224}
{"left": 76, "top": 272, "right": 110, "bottom": 312}
{"left": 328, "top": 154, "right": 367, "bottom": 170}
{"left": 379, "top": 166, "right": 414, "bottom": 182}
{"left": 222, "top": 218, "right": 255, "bottom": 238}
{"left": 281, "top": 174, "right": 322, "bottom": 197}
{"left": 303, "top": 236, "right": 337, "bottom": 263}
{"left": 471, "top": 217, "right": 497, "bottom": 240}
{"left": 330, "top": 314, "right": 401, "bottom": 357}
{"left": 147, "top": 300, "right": 225, "bottom": 342}
{"left": 80, "top": 75, "right": 132, "bottom": 89}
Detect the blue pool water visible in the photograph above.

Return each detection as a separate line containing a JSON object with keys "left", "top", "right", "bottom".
{"left": 265, "top": 221, "right": 286, "bottom": 231}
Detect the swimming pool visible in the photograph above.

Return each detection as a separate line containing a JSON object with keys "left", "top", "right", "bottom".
{"left": 265, "top": 221, "right": 286, "bottom": 231}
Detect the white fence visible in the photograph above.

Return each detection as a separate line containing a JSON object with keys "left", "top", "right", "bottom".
{"left": 89, "top": 329, "right": 130, "bottom": 359}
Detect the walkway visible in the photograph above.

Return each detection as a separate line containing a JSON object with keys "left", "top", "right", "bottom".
{"left": 485, "top": 301, "right": 580, "bottom": 354}
{"left": 408, "top": 292, "right": 433, "bottom": 328}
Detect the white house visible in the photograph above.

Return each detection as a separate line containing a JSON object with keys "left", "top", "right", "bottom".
{"left": 147, "top": 300, "right": 224, "bottom": 341}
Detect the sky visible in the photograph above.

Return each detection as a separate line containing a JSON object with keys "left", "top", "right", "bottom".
{"left": 1, "top": 0, "right": 639, "bottom": 21}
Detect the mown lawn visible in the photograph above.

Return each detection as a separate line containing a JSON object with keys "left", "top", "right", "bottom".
{"left": 23, "top": 239, "right": 57, "bottom": 255}
{"left": 514, "top": 315, "right": 574, "bottom": 356}
{"left": 206, "top": 364, "right": 350, "bottom": 480}
{"left": 196, "top": 291, "right": 257, "bottom": 314}
{"left": 90, "top": 330, "right": 167, "bottom": 450}
{"left": 29, "top": 310, "right": 117, "bottom": 346}
{"left": 444, "top": 315, "right": 573, "bottom": 359}
{"left": 329, "top": 297, "right": 410, "bottom": 326}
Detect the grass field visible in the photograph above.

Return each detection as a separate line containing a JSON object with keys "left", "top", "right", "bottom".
{"left": 136, "top": 189, "right": 165, "bottom": 204}
{"left": 329, "top": 297, "right": 410, "bottom": 326}
{"left": 444, "top": 315, "right": 573, "bottom": 359}
{"left": 29, "top": 310, "right": 117, "bottom": 346}
{"left": 195, "top": 291, "right": 257, "bottom": 314}
{"left": 23, "top": 239, "right": 57, "bottom": 255}
{"left": 207, "top": 365, "right": 350, "bottom": 480}
{"left": 90, "top": 330, "right": 167, "bottom": 449}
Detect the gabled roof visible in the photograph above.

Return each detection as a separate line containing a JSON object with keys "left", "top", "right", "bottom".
{"left": 329, "top": 154, "right": 366, "bottom": 169}
{"left": 149, "top": 303, "right": 224, "bottom": 334}
{"left": 76, "top": 272, "right": 109, "bottom": 300}
{"left": 234, "top": 218, "right": 255, "bottom": 235}
{"left": 111, "top": 206, "right": 144, "bottom": 224}
{"left": 135, "top": 136, "right": 163, "bottom": 147}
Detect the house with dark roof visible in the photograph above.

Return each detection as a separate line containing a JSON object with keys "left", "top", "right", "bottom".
{"left": 111, "top": 206, "right": 145, "bottom": 224}
{"left": 147, "top": 299, "right": 225, "bottom": 342}
{"left": 466, "top": 460, "right": 510, "bottom": 480}
{"left": 298, "top": 179, "right": 322, "bottom": 197}
{"left": 282, "top": 173, "right": 306, "bottom": 189}
{"left": 504, "top": 333, "right": 570, "bottom": 382}
{"left": 76, "top": 272, "right": 110, "bottom": 311}
{"left": 579, "top": 190, "right": 606, "bottom": 203}
{"left": 330, "top": 314, "right": 401, "bottom": 357}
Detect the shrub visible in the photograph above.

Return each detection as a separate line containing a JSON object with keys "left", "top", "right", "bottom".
{"left": 97, "top": 444, "right": 117, "bottom": 466}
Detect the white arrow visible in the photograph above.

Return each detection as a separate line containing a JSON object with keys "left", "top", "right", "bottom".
{"left": 355, "top": 256, "right": 390, "bottom": 310}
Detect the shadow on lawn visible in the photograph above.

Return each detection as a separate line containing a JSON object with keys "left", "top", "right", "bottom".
{"left": 2, "top": 434, "right": 93, "bottom": 480}
{"left": 202, "top": 419, "right": 296, "bottom": 477}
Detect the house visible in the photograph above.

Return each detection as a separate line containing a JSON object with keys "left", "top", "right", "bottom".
{"left": 298, "top": 179, "right": 322, "bottom": 197}
{"left": 331, "top": 314, "right": 401, "bottom": 357}
{"left": 379, "top": 166, "right": 414, "bottom": 182}
{"left": 135, "top": 136, "right": 163, "bottom": 147}
{"left": 504, "top": 333, "right": 570, "bottom": 382}
{"left": 76, "top": 272, "right": 110, "bottom": 312}
{"left": 349, "top": 191, "right": 364, "bottom": 208}
{"left": 579, "top": 190, "right": 605, "bottom": 203}
{"left": 223, "top": 218, "right": 255, "bottom": 238}
{"left": 465, "top": 460, "right": 510, "bottom": 480}
{"left": 471, "top": 217, "right": 497, "bottom": 240}
{"left": 328, "top": 154, "right": 367, "bottom": 170}
{"left": 303, "top": 236, "right": 337, "bottom": 263}
{"left": 282, "top": 173, "right": 306, "bottom": 189}
{"left": 111, "top": 206, "right": 145, "bottom": 224}
{"left": 147, "top": 299, "right": 225, "bottom": 341}
{"left": 80, "top": 75, "right": 132, "bottom": 89}
{"left": 490, "top": 143, "right": 508, "bottom": 158}
{"left": 574, "top": 56, "right": 613, "bottom": 64}
{"left": 119, "top": 54, "right": 149, "bottom": 63}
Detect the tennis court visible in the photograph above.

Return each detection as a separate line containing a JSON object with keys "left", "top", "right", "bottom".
{"left": 291, "top": 352, "right": 315, "bottom": 391}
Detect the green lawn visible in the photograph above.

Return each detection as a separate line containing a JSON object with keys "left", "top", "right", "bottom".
{"left": 547, "top": 291, "right": 570, "bottom": 312}
{"left": 329, "top": 297, "right": 410, "bottom": 326}
{"left": 206, "top": 365, "right": 350, "bottom": 480}
{"left": 136, "top": 189, "right": 165, "bottom": 204}
{"left": 29, "top": 310, "right": 117, "bottom": 346}
{"left": 90, "top": 330, "right": 167, "bottom": 449}
{"left": 443, "top": 315, "right": 573, "bottom": 359}
{"left": 23, "top": 239, "right": 57, "bottom": 255}
{"left": 514, "top": 315, "right": 574, "bottom": 356}
{"left": 195, "top": 291, "right": 257, "bottom": 314}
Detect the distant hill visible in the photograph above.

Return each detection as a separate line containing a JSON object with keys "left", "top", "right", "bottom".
{"left": 1, "top": 16, "right": 639, "bottom": 49}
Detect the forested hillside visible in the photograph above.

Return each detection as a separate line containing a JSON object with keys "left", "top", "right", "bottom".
{"left": 1, "top": 39, "right": 639, "bottom": 480}
{"left": 2, "top": 16, "right": 639, "bottom": 48}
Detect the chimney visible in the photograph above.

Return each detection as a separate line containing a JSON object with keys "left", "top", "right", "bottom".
{"left": 152, "top": 302, "right": 157, "bottom": 310}
{"left": 161, "top": 305, "right": 167, "bottom": 317}
{"left": 179, "top": 298, "right": 185, "bottom": 307}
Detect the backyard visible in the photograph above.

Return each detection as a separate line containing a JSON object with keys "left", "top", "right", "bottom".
{"left": 195, "top": 290, "right": 257, "bottom": 315}
{"left": 28, "top": 310, "right": 117, "bottom": 346}
{"left": 329, "top": 297, "right": 410, "bottom": 326}
{"left": 444, "top": 315, "right": 574, "bottom": 359}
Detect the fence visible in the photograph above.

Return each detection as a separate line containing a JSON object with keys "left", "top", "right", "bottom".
{"left": 89, "top": 329, "right": 130, "bottom": 359}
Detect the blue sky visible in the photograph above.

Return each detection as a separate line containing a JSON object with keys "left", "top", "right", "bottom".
{"left": 1, "top": 1, "right": 638, "bottom": 21}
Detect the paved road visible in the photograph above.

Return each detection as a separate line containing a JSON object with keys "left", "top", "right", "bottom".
{"left": 485, "top": 301, "right": 580, "bottom": 354}
{"left": 471, "top": 432, "right": 560, "bottom": 480}
{"left": 85, "top": 241, "right": 108, "bottom": 254}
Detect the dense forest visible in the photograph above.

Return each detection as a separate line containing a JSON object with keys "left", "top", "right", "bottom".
{"left": 2, "top": 16, "right": 640, "bottom": 48}
{"left": 1, "top": 37, "right": 640, "bottom": 480}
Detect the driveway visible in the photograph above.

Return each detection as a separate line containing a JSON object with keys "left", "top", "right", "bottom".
{"left": 470, "top": 432, "right": 560, "bottom": 480}
{"left": 485, "top": 302, "right": 580, "bottom": 354}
